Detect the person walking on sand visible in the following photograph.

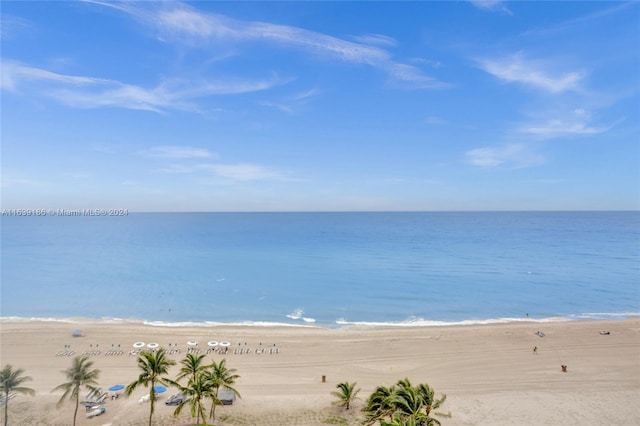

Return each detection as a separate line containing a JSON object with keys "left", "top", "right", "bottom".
{"left": 533, "top": 346, "right": 538, "bottom": 354}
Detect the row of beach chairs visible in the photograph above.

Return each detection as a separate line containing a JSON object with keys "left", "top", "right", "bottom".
{"left": 56, "top": 345, "right": 281, "bottom": 357}
{"left": 233, "top": 347, "right": 280, "bottom": 354}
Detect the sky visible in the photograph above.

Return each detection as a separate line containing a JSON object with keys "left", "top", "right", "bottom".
{"left": 1, "top": 1, "right": 639, "bottom": 212}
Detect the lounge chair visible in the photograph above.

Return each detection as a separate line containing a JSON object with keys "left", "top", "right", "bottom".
{"left": 86, "top": 407, "right": 106, "bottom": 418}
{"left": 165, "top": 392, "right": 185, "bottom": 406}
{"left": 82, "top": 392, "right": 107, "bottom": 407}
{"left": 218, "top": 388, "right": 236, "bottom": 405}
{"left": 85, "top": 388, "right": 102, "bottom": 399}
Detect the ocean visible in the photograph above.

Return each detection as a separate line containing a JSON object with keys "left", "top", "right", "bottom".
{"left": 1, "top": 212, "right": 638, "bottom": 328}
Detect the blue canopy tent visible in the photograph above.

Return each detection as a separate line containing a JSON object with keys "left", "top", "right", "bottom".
{"left": 153, "top": 385, "right": 166, "bottom": 394}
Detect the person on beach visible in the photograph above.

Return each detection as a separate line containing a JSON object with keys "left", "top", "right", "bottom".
{"left": 533, "top": 346, "right": 537, "bottom": 354}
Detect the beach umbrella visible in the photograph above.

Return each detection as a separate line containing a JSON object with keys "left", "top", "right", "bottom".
{"left": 108, "top": 385, "right": 125, "bottom": 392}
{"left": 207, "top": 340, "right": 218, "bottom": 347}
{"left": 187, "top": 340, "right": 198, "bottom": 346}
{"left": 147, "top": 342, "right": 159, "bottom": 349}
{"left": 72, "top": 329, "right": 84, "bottom": 337}
{"left": 220, "top": 341, "right": 231, "bottom": 347}
{"left": 153, "top": 385, "right": 167, "bottom": 394}
{"left": 133, "top": 342, "right": 145, "bottom": 348}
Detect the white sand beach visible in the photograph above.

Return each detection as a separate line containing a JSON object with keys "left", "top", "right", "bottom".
{"left": 1, "top": 318, "right": 639, "bottom": 425}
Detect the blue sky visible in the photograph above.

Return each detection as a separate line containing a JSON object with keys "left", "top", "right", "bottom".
{"left": 1, "top": 1, "right": 638, "bottom": 211}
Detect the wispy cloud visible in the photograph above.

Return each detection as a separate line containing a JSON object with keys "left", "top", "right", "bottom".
{"left": 386, "top": 64, "right": 450, "bottom": 89}
{"left": 519, "top": 119, "right": 621, "bottom": 138}
{"left": 522, "top": 2, "right": 637, "bottom": 37}
{"left": 351, "top": 33, "right": 397, "bottom": 47}
{"left": 467, "top": 0, "right": 512, "bottom": 15}
{"left": 1, "top": 60, "right": 112, "bottom": 91}
{"left": 466, "top": 143, "right": 546, "bottom": 168}
{"left": 258, "top": 101, "right": 294, "bottom": 114}
{"left": 425, "top": 116, "right": 447, "bottom": 125}
{"left": 259, "top": 88, "right": 321, "bottom": 114}
{"left": 517, "top": 109, "right": 623, "bottom": 139}
{"left": 466, "top": 109, "right": 620, "bottom": 168}
{"left": 157, "top": 162, "right": 285, "bottom": 181}
{"left": 1, "top": 59, "right": 284, "bottom": 113}
{"left": 478, "top": 53, "right": 584, "bottom": 93}
{"left": 84, "top": 1, "right": 446, "bottom": 90}
{"left": 139, "top": 146, "right": 215, "bottom": 159}
{"left": 151, "top": 5, "right": 390, "bottom": 64}
{"left": 208, "top": 163, "right": 282, "bottom": 181}
{"left": 0, "top": 15, "right": 33, "bottom": 40}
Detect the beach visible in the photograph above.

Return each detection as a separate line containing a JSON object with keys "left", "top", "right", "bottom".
{"left": 1, "top": 318, "right": 639, "bottom": 425}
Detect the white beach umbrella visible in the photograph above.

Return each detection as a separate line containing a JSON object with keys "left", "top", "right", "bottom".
{"left": 207, "top": 341, "right": 218, "bottom": 347}
{"left": 187, "top": 340, "right": 198, "bottom": 346}
{"left": 147, "top": 343, "right": 159, "bottom": 349}
{"left": 133, "top": 342, "right": 145, "bottom": 348}
{"left": 220, "top": 341, "right": 231, "bottom": 347}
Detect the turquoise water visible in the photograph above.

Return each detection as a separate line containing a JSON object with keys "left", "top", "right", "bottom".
{"left": 1, "top": 212, "right": 638, "bottom": 327}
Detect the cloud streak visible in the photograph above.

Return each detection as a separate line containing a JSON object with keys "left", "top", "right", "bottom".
{"left": 139, "top": 146, "right": 214, "bottom": 159}
{"left": 516, "top": 108, "right": 623, "bottom": 139}
{"left": 351, "top": 33, "right": 397, "bottom": 47}
{"left": 520, "top": 120, "right": 607, "bottom": 137}
{"left": 0, "top": 15, "right": 33, "bottom": 40}
{"left": 158, "top": 162, "right": 285, "bottom": 181}
{"left": 209, "top": 163, "right": 283, "bottom": 181}
{"left": 85, "top": 1, "right": 447, "bottom": 90}
{"left": 478, "top": 53, "right": 584, "bottom": 93}
{"left": 466, "top": 143, "right": 546, "bottom": 168}
{"left": 1, "top": 59, "right": 284, "bottom": 113}
{"left": 467, "top": 0, "right": 512, "bottom": 15}
{"left": 521, "top": 2, "right": 637, "bottom": 37}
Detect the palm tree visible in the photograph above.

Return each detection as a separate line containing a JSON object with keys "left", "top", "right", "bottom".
{"left": 381, "top": 414, "right": 419, "bottom": 426}
{"left": 52, "top": 356, "right": 101, "bottom": 426}
{"left": 415, "top": 383, "right": 448, "bottom": 425}
{"left": 331, "top": 381, "right": 360, "bottom": 410}
{"left": 174, "top": 353, "right": 209, "bottom": 424}
{"left": 125, "top": 348, "right": 176, "bottom": 426}
{"left": 386, "top": 380, "right": 425, "bottom": 425}
{"left": 362, "top": 379, "right": 449, "bottom": 426}
{"left": 207, "top": 358, "right": 240, "bottom": 421}
{"left": 173, "top": 370, "right": 213, "bottom": 425}
{"left": 176, "top": 353, "right": 206, "bottom": 385}
{"left": 362, "top": 385, "right": 396, "bottom": 425}
{"left": 1, "top": 364, "right": 35, "bottom": 426}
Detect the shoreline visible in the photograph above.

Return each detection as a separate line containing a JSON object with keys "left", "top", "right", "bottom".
{"left": 1, "top": 317, "right": 639, "bottom": 425}
{"left": 2, "top": 312, "right": 639, "bottom": 330}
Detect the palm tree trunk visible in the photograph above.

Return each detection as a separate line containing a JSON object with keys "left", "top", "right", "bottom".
{"left": 4, "top": 389, "right": 9, "bottom": 426}
{"left": 148, "top": 387, "right": 155, "bottom": 426}
{"left": 200, "top": 402, "right": 207, "bottom": 425}
{"left": 73, "top": 394, "right": 79, "bottom": 426}
{"left": 210, "top": 387, "right": 219, "bottom": 420}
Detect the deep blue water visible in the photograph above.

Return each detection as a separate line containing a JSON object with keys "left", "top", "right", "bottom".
{"left": 1, "top": 212, "right": 638, "bottom": 327}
